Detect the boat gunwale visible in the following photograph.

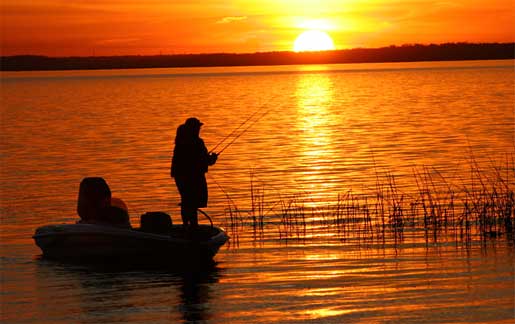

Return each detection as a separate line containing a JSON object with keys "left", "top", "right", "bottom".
{"left": 33, "top": 223, "right": 229, "bottom": 246}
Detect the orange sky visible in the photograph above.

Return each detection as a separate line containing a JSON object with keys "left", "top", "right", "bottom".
{"left": 1, "top": 0, "right": 514, "bottom": 56}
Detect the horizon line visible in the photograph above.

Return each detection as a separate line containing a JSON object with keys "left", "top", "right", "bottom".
{"left": 3, "top": 41, "right": 514, "bottom": 59}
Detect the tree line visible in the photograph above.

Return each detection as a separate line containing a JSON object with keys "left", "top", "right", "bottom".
{"left": 1, "top": 43, "right": 513, "bottom": 71}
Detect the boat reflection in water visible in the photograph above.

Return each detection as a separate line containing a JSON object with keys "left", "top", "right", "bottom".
{"left": 34, "top": 256, "right": 223, "bottom": 323}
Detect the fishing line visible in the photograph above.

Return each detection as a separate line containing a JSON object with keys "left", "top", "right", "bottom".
{"left": 210, "top": 92, "right": 286, "bottom": 155}
{"left": 208, "top": 173, "right": 238, "bottom": 209}
{"left": 197, "top": 209, "right": 213, "bottom": 227}
{"left": 209, "top": 106, "right": 263, "bottom": 153}
{"left": 216, "top": 106, "right": 274, "bottom": 154}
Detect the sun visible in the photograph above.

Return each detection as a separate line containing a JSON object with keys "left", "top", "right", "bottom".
{"left": 293, "top": 30, "right": 335, "bottom": 52}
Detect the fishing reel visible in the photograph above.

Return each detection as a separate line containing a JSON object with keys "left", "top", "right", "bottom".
{"left": 209, "top": 152, "right": 219, "bottom": 164}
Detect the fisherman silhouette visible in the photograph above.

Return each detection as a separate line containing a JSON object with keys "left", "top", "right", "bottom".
{"left": 171, "top": 117, "right": 218, "bottom": 229}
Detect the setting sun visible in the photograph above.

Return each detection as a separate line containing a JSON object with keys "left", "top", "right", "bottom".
{"left": 294, "top": 30, "right": 335, "bottom": 52}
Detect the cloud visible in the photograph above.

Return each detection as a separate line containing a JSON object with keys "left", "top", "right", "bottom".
{"left": 216, "top": 16, "right": 247, "bottom": 24}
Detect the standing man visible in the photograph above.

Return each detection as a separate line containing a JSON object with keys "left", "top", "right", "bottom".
{"left": 171, "top": 117, "right": 218, "bottom": 229}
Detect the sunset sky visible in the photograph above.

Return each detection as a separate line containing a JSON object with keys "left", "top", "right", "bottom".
{"left": 1, "top": 0, "right": 514, "bottom": 56}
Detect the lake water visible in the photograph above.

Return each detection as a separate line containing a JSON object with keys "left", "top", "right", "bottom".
{"left": 1, "top": 60, "right": 514, "bottom": 323}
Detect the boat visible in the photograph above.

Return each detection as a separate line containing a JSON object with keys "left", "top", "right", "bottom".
{"left": 33, "top": 223, "right": 229, "bottom": 263}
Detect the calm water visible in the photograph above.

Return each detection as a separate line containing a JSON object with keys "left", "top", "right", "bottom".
{"left": 1, "top": 60, "right": 514, "bottom": 323}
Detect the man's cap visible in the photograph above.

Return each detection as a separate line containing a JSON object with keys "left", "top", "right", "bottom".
{"left": 185, "top": 117, "right": 203, "bottom": 127}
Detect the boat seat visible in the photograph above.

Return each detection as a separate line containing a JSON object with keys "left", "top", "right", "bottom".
{"left": 140, "top": 212, "right": 173, "bottom": 234}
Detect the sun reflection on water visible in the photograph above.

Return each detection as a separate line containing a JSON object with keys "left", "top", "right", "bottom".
{"left": 295, "top": 73, "right": 340, "bottom": 206}
{"left": 296, "top": 73, "right": 334, "bottom": 146}
{"left": 302, "top": 307, "right": 353, "bottom": 320}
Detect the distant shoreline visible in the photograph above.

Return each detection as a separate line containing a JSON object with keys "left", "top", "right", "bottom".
{"left": 1, "top": 42, "right": 513, "bottom": 72}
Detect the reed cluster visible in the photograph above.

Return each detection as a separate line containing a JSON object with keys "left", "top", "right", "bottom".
{"left": 220, "top": 158, "right": 514, "bottom": 245}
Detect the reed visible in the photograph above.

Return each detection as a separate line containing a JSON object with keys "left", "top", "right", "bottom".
{"left": 221, "top": 156, "right": 515, "bottom": 246}
{"left": 223, "top": 201, "right": 241, "bottom": 247}
{"left": 250, "top": 172, "right": 266, "bottom": 230}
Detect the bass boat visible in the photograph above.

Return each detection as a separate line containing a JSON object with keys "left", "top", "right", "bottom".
{"left": 33, "top": 222, "right": 229, "bottom": 263}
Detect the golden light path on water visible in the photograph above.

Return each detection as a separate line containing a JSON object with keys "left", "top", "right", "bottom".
{"left": 296, "top": 72, "right": 338, "bottom": 206}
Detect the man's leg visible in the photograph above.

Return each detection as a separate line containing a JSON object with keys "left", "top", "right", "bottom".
{"left": 181, "top": 205, "right": 198, "bottom": 229}
{"left": 189, "top": 208, "right": 199, "bottom": 228}
{"left": 181, "top": 204, "right": 190, "bottom": 227}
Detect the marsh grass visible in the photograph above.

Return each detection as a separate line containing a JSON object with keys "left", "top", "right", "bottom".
{"left": 221, "top": 157, "right": 515, "bottom": 246}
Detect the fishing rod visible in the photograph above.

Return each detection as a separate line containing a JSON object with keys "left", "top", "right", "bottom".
{"left": 215, "top": 106, "right": 273, "bottom": 155}
{"left": 210, "top": 91, "right": 290, "bottom": 155}
{"left": 209, "top": 105, "right": 264, "bottom": 154}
